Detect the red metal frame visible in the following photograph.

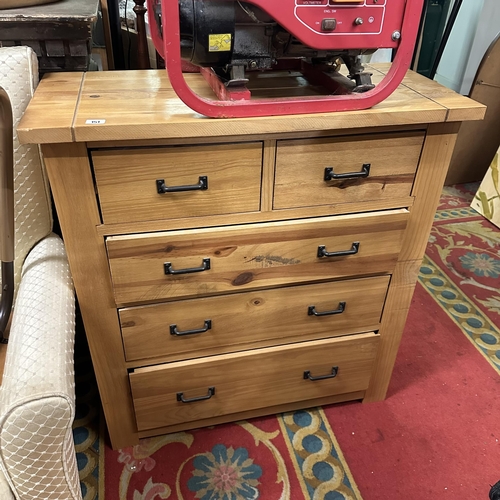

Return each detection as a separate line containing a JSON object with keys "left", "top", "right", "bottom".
{"left": 148, "top": 0, "right": 424, "bottom": 118}
{"left": 200, "top": 68, "right": 252, "bottom": 101}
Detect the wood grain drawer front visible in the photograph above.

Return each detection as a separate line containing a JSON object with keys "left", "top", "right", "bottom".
{"left": 130, "top": 333, "right": 379, "bottom": 431}
{"left": 92, "top": 143, "right": 263, "bottom": 224}
{"left": 107, "top": 209, "right": 408, "bottom": 306}
{"left": 274, "top": 131, "right": 424, "bottom": 210}
{"left": 120, "top": 275, "right": 390, "bottom": 362}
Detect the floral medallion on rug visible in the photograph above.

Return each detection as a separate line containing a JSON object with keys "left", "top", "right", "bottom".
{"left": 104, "top": 409, "right": 361, "bottom": 500}
{"left": 74, "top": 183, "right": 500, "bottom": 499}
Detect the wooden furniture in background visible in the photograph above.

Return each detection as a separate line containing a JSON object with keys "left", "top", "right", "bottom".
{"left": 131, "top": 0, "right": 161, "bottom": 69}
{"left": 0, "top": 0, "right": 56, "bottom": 7}
{"left": 446, "top": 33, "right": 500, "bottom": 185}
{"left": 18, "top": 66, "right": 485, "bottom": 450}
{"left": 99, "top": 0, "right": 115, "bottom": 69}
{"left": 133, "top": 0, "right": 150, "bottom": 69}
{"left": 0, "top": 0, "right": 100, "bottom": 73}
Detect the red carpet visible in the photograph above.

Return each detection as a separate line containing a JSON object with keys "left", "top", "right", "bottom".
{"left": 325, "top": 184, "right": 500, "bottom": 499}
{"left": 327, "top": 283, "right": 500, "bottom": 499}
{"left": 77, "top": 184, "right": 500, "bottom": 499}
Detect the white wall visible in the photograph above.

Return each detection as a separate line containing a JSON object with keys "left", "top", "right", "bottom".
{"left": 459, "top": 0, "right": 500, "bottom": 95}
{"left": 434, "top": 0, "right": 484, "bottom": 92}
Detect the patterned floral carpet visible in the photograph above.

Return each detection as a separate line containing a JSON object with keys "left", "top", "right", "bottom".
{"left": 421, "top": 184, "right": 500, "bottom": 374}
{"left": 73, "top": 184, "right": 500, "bottom": 499}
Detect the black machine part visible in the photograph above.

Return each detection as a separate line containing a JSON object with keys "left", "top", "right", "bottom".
{"left": 154, "top": 0, "right": 372, "bottom": 88}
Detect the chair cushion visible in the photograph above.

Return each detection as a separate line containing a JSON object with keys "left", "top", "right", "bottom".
{"left": 0, "top": 46, "right": 52, "bottom": 290}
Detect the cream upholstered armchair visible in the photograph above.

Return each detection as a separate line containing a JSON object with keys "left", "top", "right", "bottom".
{"left": 0, "top": 47, "right": 81, "bottom": 500}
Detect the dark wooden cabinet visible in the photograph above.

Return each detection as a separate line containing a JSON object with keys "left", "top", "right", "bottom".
{"left": 0, "top": 0, "right": 100, "bottom": 72}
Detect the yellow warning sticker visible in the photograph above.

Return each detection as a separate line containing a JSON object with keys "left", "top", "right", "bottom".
{"left": 208, "top": 34, "right": 232, "bottom": 52}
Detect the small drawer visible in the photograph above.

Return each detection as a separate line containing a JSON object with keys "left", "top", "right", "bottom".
{"left": 274, "top": 131, "right": 424, "bottom": 210}
{"left": 120, "top": 275, "right": 390, "bottom": 362}
{"left": 129, "top": 333, "right": 379, "bottom": 431}
{"left": 92, "top": 142, "right": 263, "bottom": 224}
{"left": 107, "top": 209, "right": 408, "bottom": 306}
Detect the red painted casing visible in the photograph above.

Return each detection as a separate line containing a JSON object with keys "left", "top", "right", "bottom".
{"left": 148, "top": 0, "right": 424, "bottom": 118}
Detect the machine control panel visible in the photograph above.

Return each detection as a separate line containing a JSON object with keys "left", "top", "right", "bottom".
{"left": 295, "top": 0, "right": 387, "bottom": 36}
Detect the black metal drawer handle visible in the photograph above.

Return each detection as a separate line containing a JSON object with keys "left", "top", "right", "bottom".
{"left": 170, "top": 319, "right": 212, "bottom": 336}
{"left": 317, "top": 242, "right": 359, "bottom": 258}
{"left": 164, "top": 258, "right": 211, "bottom": 275}
{"left": 156, "top": 176, "right": 208, "bottom": 193}
{"left": 304, "top": 367, "right": 339, "bottom": 381}
{"left": 177, "top": 387, "right": 215, "bottom": 403}
{"left": 308, "top": 302, "right": 346, "bottom": 317}
{"left": 324, "top": 164, "right": 370, "bottom": 181}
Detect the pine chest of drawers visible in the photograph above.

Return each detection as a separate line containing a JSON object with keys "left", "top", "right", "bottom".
{"left": 18, "top": 66, "right": 485, "bottom": 449}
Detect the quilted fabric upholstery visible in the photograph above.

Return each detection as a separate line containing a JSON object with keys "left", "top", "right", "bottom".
{"left": 0, "top": 234, "right": 80, "bottom": 500}
{"left": 0, "top": 46, "right": 80, "bottom": 500}
{"left": 0, "top": 46, "right": 52, "bottom": 290}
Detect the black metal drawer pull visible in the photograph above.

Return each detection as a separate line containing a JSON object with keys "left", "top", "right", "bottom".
{"left": 317, "top": 242, "right": 360, "bottom": 258}
{"left": 308, "top": 301, "right": 346, "bottom": 317}
{"left": 164, "top": 258, "right": 211, "bottom": 275}
{"left": 170, "top": 319, "right": 212, "bottom": 336}
{"left": 156, "top": 176, "right": 208, "bottom": 193}
{"left": 304, "top": 366, "right": 339, "bottom": 381}
{"left": 324, "top": 164, "right": 370, "bottom": 181}
{"left": 177, "top": 387, "right": 215, "bottom": 403}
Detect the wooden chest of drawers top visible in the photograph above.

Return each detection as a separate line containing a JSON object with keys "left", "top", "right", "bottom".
{"left": 17, "top": 65, "right": 485, "bottom": 146}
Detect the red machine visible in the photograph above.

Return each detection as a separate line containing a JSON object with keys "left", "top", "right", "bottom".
{"left": 148, "top": 0, "right": 424, "bottom": 117}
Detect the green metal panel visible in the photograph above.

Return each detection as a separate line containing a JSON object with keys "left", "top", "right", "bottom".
{"left": 417, "top": 0, "right": 451, "bottom": 77}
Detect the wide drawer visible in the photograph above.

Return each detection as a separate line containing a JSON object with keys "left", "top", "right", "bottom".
{"left": 107, "top": 209, "right": 408, "bottom": 306}
{"left": 129, "top": 333, "right": 379, "bottom": 431}
{"left": 92, "top": 143, "right": 263, "bottom": 224}
{"left": 274, "top": 131, "right": 424, "bottom": 210}
{"left": 120, "top": 275, "right": 390, "bottom": 362}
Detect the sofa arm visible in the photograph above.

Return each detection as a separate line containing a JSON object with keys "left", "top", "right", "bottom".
{"left": 0, "top": 234, "right": 81, "bottom": 500}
